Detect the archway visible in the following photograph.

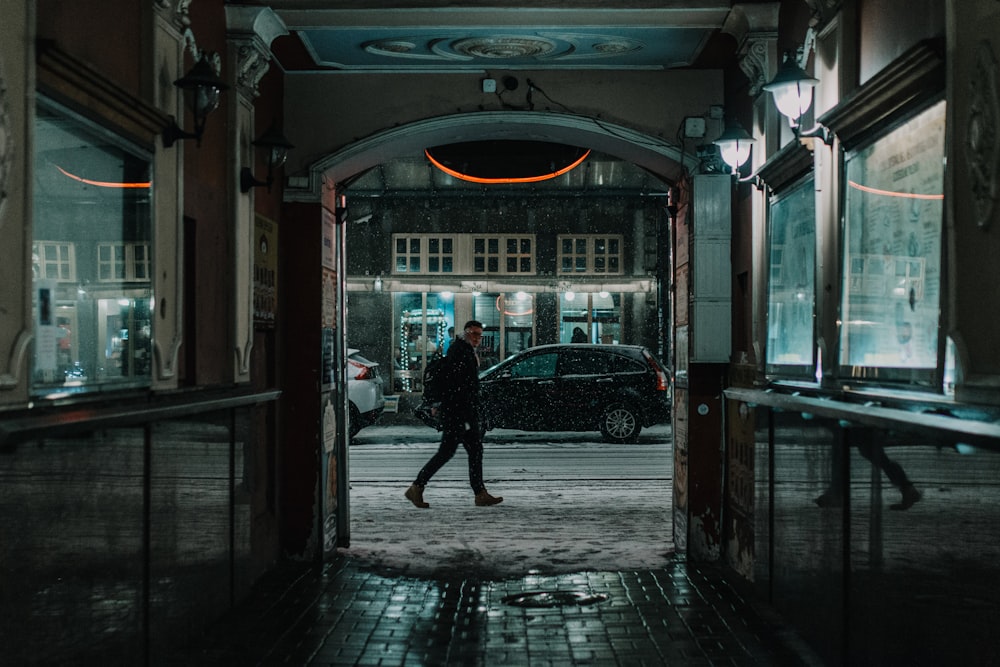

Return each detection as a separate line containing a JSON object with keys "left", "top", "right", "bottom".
{"left": 291, "top": 111, "right": 697, "bottom": 199}
{"left": 308, "top": 111, "right": 688, "bottom": 565}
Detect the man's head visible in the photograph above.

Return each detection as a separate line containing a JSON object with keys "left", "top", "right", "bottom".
{"left": 463, "top": 320, "right": 484, "bottom": 345}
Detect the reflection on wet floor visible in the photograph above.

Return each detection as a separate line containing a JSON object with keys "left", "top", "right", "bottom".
{"left": 165, "top": 556, "right": 818, "bottom": 666}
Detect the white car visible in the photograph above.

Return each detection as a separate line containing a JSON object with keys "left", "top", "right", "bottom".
{"left": 348, "top": 348, "right": 386, "bottom": 437}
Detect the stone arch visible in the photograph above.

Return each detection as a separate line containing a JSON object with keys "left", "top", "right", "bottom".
{"left": 285, "top": 111, "right": 697, "bottom": 199}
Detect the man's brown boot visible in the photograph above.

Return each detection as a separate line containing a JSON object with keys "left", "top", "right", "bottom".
{"left": 474, "top": 489, "right": 503, "bottom": 506}
{"left": 890, "top": 484, "right": 922, "bottom": 511}
{"left": 405, "top": 484, "right": 430, "bottom": 508}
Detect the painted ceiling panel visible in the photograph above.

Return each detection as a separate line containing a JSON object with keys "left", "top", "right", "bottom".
{"left": 297, "top": 26, "right": 712, "bottom": 70}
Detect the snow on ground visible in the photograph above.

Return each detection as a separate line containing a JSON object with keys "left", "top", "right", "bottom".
{"left": 339, "top": 479, "right": 675, "bottom": 580}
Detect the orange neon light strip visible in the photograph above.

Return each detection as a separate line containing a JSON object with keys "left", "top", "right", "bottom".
{"left": 495, "top": 294, "right": 534, "bottom": 317}
{"left": 848, "top": 180, "right": 942, "bottom": 200}
{"left": 56, "top": 165, "right": 151, "bottom": 189}
{"left": 425, "top": 149, "right": 591, "bottom": 184}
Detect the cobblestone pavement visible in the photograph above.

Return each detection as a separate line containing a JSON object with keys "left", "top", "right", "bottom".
{"left": 165, "top": 555, "right": 819, "bottom": 666}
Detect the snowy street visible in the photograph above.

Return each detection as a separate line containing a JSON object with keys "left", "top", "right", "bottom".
{"left": 340, "top": 424, "right": 676, "bottom": 579}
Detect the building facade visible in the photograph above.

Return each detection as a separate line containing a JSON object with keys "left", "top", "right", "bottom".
{"left": 342, "top": 166, "right": 671, "bottom": 392}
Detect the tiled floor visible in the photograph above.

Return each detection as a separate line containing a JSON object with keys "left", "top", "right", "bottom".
{"left": 165, "top": 555, "right": 819, "bottom": 666}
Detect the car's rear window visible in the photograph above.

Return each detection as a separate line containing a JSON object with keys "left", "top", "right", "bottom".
{"left": 559, "top": 349, "right": 643, "bottom": 375}
{"left": 607, "top": 354, "right": 645, "bottom": 374}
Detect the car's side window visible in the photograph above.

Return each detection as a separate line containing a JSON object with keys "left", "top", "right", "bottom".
{"left": 559, "top": 350, "right": 611, "bottom": 376}
{"left": 508, "top": 352, "right": 558, "bottom": 378}
{"left": 607, "top": 355, "right": 644, "bottom": 374}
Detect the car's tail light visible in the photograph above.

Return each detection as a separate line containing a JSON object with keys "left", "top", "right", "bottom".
{"left": 349, "top": 359, "right": 370, "bottom": 380}
{"left": 643, "top": 351, "right": 670, "bottom": 391}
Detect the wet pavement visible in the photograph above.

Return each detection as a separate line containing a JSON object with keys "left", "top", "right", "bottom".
{"left": 165, "top": 555, "right": 819, "bottom": 666}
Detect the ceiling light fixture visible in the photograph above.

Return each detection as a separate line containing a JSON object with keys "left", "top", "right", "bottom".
{"left": 425, "top": 141, "right": 591, "bottom": 184}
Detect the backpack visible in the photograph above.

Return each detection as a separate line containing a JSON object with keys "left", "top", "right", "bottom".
{"left": 421, "top": 355, "right": 449, "bottom": 401}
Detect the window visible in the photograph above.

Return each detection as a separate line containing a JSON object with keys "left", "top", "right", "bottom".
{"left": 31, "top": 98, "right": 153, "bottom": 395}
{"left": 473, "top": 235, "right": 534, "bottom": 274}
{"left": 558, "top": 235, "right": 622, "bottom": 274}
{"left": 391, "top": 234, "right": 535, "bottom": 275}
{"left": 97, "top": 243, "right": 151, "bottom": 282}
{"left": 33, "top": 242, "right": 76, "bottom": 281}
{"left": 559, "top": 291, "right": 621, "bottom": 344}
{"left": 509, "top": 352, "right": 557, "bottom": 379}
{"left": 766, "top": 175, "right": 816, "bottom": 376}
{"left": 392, "top": 293, "right": 452, "bottom": 392}
{"left": 559, "top": 349, "right": 613, "bottom": 375}
{"left": 393, "top": 235, "right": 455, "bottom": 274}
{"left": 839, "top": 99, "right": 945, "bottom": 383}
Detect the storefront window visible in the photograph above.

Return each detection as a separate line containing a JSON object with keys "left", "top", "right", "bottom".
{"left": 839, "top": 99, "right": 945, "bottom": 384}
{"left": 31, "top": 98, "right": 153, "bottom": 396}
{"left": 393, "top": 293, "right": 452, "bottom": 392}
{"left": 559, "top": 292, "right": 621, "bottom": 344}
{"left": 766, "top": 175, "right": 816, "bottom": 376}
{"left": 502, "top": 292, "right": 534, "bottom": 358}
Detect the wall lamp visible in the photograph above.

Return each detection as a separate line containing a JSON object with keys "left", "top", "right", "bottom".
{"left": 240, "top": 121, "right": 294, "bottom": 193}
{"left": 163, "top": 54, "right": 228, "bottom": 148}
{"left": 762, "top": 49, "right": 817, "bottom": 128}
{"left": 713, "top": 118, "right": 756, "bottom": 175}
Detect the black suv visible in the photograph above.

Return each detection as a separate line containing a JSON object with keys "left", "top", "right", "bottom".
{"left": 416, "top": 344, "right": 671, "bottom": 443}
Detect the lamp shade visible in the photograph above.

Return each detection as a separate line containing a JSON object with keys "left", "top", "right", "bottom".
{"left": 763, "top": 54, "right": 818, "bottom": 124}
{"left": 174, "top": 55, "right": 229, "bottom": 120}
{"left": 713, "top": 119, "right": 755, "bottom": 172}
{"left": 253, "top": 122, "right": 294, "bottom": 169}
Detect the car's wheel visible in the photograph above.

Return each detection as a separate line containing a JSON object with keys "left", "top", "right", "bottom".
{"left": 349, "top": 401, "right": 361, "bottom": 438}
{"left": 599, "top": 404, "right": 641, "bottom": 443}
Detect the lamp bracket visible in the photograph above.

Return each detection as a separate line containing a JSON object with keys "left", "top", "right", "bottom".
{"left": 163, "top": 116, "right": 202, "bottom": 148}
{"left": 240, "top": 166, "right": 271, "bottom": 193}
{"left": 737, "top": 173, "right": 766, "bottom": 191}
{"left": 797, "top": 123, "right": 834, "bottom": 146}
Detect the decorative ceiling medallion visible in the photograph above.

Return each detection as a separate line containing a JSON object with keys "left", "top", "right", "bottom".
{"left": 592, "top": 39, "right": 641, "bottom": 55}
{"left": 966, "top": 40, "right": 1000, "bottom": 230}
{"left": 450, "top": 36, "right": 559, "bottom": 59}
{"left": 365, "top": 40, "right": 416, "bottom": 56}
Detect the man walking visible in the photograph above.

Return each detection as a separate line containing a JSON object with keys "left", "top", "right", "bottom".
{"left": 405, "top": 320, "right": 503, "bottom": 508}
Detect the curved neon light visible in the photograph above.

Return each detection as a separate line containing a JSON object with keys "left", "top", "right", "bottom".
{"left": 848, "top": 180, "right": 942, "bottom": 200}
{"left": 425, "top": 148, "right": 591, "bottom": 184}
{"left": 495, "top": 294, "right": 534, "bottom": 317}
{"left": 56, "top": 165, "right": 151, "bottom": 189}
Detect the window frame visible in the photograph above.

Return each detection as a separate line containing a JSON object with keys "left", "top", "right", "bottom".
{"left": 34, "top": 241, "right": 77, "bottom": 282}
{"left": 473, "top": 234, "right": 536, "bottom": 275}
{"left": 30, "top": 94, "right": 155, "bottom": 397}
{"left": 557, "top": 234, "right": 623, "bottom": 275}
{"left": 763, "top": 172, "right": 818, "bottom": 380}
{"left": 392, "top": 234, "right": 457, "bottom": 275}
{"left": 96, "top": 242, "right": 151, "bottom": 282}
{"left": 835, "top": 97, "right": 946, "bottom": 388}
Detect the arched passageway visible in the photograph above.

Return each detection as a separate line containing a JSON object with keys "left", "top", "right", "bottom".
{"left": 307, "top": 111, "right": 694, "bottom": 193}
{"left": 303, "top": 112, "right": 687, "bottom": 570}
